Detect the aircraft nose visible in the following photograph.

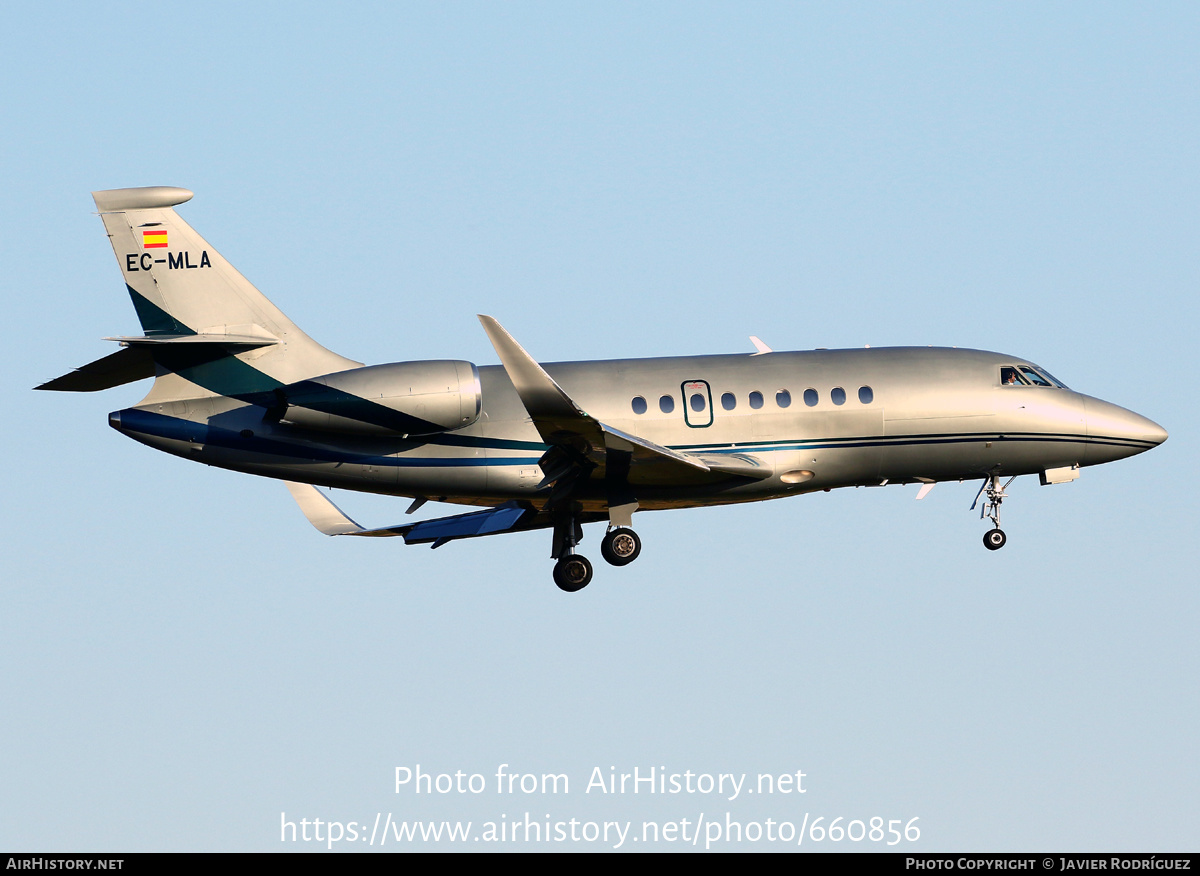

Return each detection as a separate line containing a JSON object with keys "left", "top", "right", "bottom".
{"left": 1145, "top": 418, "right": 1169, "bottom": 446}
{"left": 1084, "top": 397, "right": 1167, "bottom": 463}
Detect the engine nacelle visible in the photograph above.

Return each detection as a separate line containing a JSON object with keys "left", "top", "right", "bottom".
{"left": 279, "top": 360, "right": 482, "bottom": 437}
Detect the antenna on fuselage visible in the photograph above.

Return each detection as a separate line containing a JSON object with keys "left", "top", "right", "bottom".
{"left": 749, "top": 336, "right": 773, "bottom": 355}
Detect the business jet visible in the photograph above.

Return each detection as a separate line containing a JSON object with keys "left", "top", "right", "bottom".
{"left": 39, "top": 187, "right": 1167, "bottom": 591}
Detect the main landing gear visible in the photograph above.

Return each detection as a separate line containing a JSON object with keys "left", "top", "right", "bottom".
{"left": 550, "top": 506, "right": 644, "bottom": 592}
{"left": 553, "top": 555, "right": 593, "bottom": 592}
{"left": 972, "top": 473, "right": 1016, "bottom": 551}
{"left": 601, "top": 527, "right": 641, "bottom": 566}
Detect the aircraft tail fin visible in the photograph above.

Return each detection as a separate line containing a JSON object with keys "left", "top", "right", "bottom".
{"left": 88, "top": 187, "right": 359, "bottom": 401}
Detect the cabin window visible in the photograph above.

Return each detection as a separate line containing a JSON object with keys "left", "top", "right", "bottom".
{"left": 721, "top": 392, "right": 736, "bottom": 411}
{"left": 631, "top": 396, "right": 647, "bottom": 414}
{"left": 776, "top": 389, "right": 792, "bottom": 408}
{"left": 803, "top": 388, "right": 818, "bottom": 407}
{"left": 659, "top": 394, "right": 675, "bottom": 413}
{"left": 858, "top": 386, "right": 874, "bottom": 404}
{"left": 831, "top": 387, "right": 846, "bottom": 406}
{"left": 749, "top": 391, "right": 764, "bottom": 410}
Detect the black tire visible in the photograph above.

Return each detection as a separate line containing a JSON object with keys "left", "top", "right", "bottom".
{"left": 553, "top": 555, "right": 593, "bottom": 592}
{"left": 983, "top": 528, "right": 1007, "bottom": 551}
{"left": 601, "top": 528, "right": 642, "bottom": 566}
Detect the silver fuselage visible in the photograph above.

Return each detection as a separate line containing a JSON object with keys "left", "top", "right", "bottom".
{"left": 110, "top": 345, "right": 1165, "bottom": 513}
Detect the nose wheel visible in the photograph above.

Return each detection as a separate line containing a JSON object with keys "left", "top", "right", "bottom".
{"left": 972, "top": 474, "right": 1016, "bottom": 551}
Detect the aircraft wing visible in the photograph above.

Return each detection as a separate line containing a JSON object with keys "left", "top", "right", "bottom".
{"left": 477, "top": 315, "right": 605, "bottom": 449}
{"left": 478, "top": 316, "right": 756, "bottom": 486}
{"left": 285, "top": 482, "right": 553, "bottom": 547}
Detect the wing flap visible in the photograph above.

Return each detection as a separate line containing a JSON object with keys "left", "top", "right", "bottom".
{"left": 689, "top": 452, "right": 773, "bottom": 480}
{"left": 600, "top": 423, "right": 711, "bottom": 473}
{"left": 401, "top": 503, "right": 533, "bottom": 545}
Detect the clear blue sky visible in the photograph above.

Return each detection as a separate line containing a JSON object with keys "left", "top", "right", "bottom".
{"left": 3, "top": 2, "right": 1195, "bottom": 851}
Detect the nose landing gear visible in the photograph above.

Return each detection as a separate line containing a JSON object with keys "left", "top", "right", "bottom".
{"left": 972, "top": 473, "right": 1015, "bottom": 551}
{"left": 983, "top": 528, "right": 1007, "bottom": 550}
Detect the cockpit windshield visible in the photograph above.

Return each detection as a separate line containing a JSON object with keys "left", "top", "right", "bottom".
{"left": 1019, "top": 366, "right": 1053, "bottom": 387}
{"left": 1000, "top": 364, "right": 1068, "bottom": 388}
{"left": 1033, "top": 366, "right": 1068, "bottom": 388}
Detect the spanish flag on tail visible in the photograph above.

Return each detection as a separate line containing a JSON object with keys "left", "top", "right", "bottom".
{"left": 142, "top": 228, "right": 168, "bottom": 249}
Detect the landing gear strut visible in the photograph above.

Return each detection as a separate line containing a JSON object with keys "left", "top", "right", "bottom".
{"left": 547, "top": 503, "right": 645, "bottom": 591}
{"left": 550, "top": 502, "right": 594, "bottom": 592}
{"left": 971, "top": 473, "right": 1016, "bottom": 551}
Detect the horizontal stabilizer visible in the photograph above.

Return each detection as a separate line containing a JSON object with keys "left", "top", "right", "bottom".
{"left": 39, "top": 323, "right": 281, "bottom": 392}
{"left": 35, "top": 346, "right": 155, "bottom": 392}
{"left": 105, "top": 330, "right": 279, "bottom": 348}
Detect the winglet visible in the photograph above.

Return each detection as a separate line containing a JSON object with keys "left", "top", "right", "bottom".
{"left": 477, "top": 315, "right": 588, "bottom": 421}
{"left": 477, "top": 315, "right": 714, "bottom": 478}
{"left": 750, "top": 336, "right": 773, "bottom": 355}
{"left": 285, "top": 482, "right": 366, "bottom": 535}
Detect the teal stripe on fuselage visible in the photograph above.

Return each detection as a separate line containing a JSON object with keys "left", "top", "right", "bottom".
{"left": 674, "top": 432, "right": 1156, "bottom": 453}
{"left": 116, "top": 408, "right": 538, "bottom": 467}
{"left": 115, "top": 409, "right": 1148, "bottom": 474}
{"left": 123, "top": 301, "right": 480, "bottom": 433}
{"left": 423, "top": 433, "right": 547, "bottom": 452}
